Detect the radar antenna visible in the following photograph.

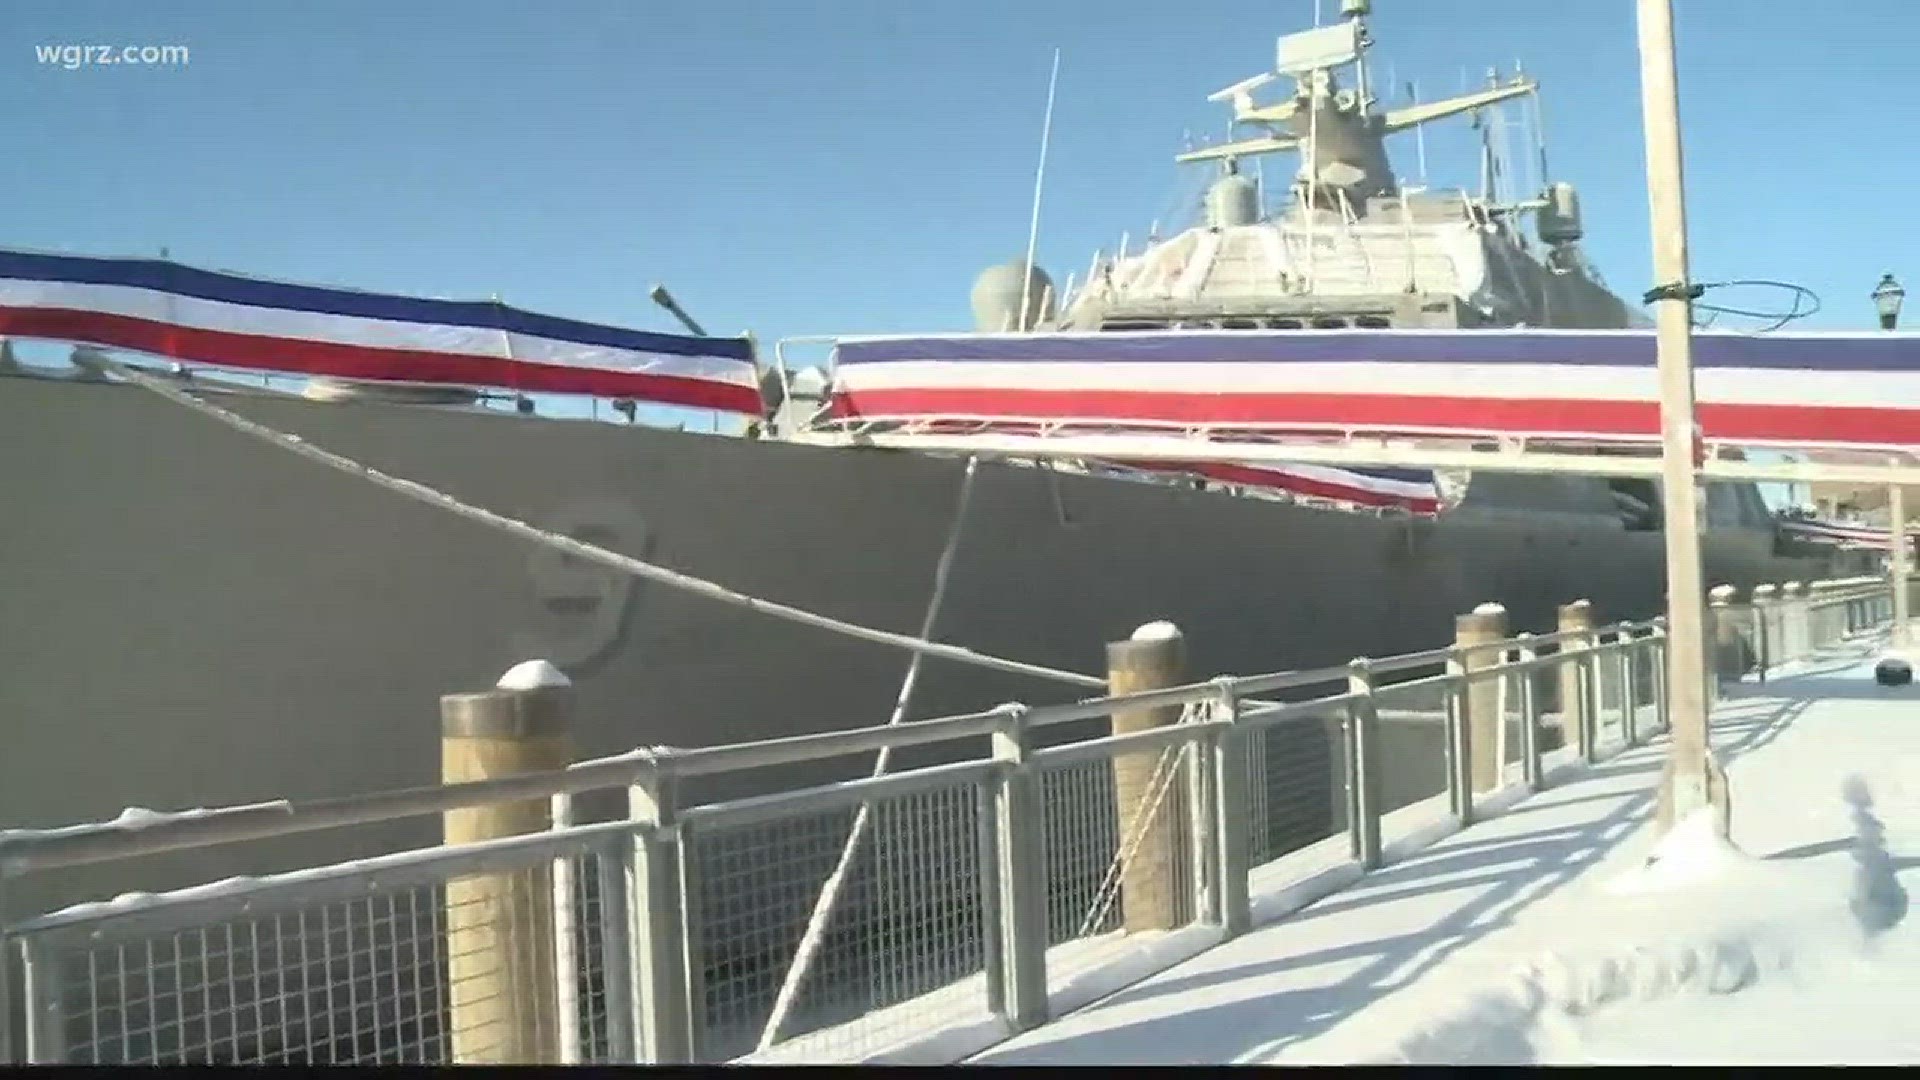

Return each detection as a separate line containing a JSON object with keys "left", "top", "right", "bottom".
{"left": 1175, "top": 2, "right": 1538, "bottom": 215}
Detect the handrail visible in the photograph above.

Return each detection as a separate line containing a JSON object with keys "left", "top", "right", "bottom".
{"left": 0, "top": 579, "right": 1874, "bottom": 879}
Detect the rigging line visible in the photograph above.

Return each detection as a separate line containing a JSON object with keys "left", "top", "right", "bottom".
{"left": 98, "top": 358, "right": 1109, "bottom": 692}
{"left": 757, "top": 454, "right": 982, "bottom": 1052}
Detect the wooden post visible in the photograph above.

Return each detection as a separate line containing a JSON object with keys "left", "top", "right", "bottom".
{"left": 1749, "top": 583, "right": 1778, "bottom": 678}
{"left": 1635, "top": 0, "right": 1724, "bottom": 838}
{"left": 1555, "top": 600, "right": 1594, "bottom": 757}
{"left": 1805, "top": 579, "right": 1831, "bottom": 651}
{"left": 1455, "top": 603, "right": 1508, "bottom": 794}
{"left": 1780, "top": 582, "right": 1806, "bottom": 663}
{"left": 1707, "top": 584, "right": 1740, "bottom": 691}
{"left": 441, "top": 661, "right": 575, "bottom": 1065}
{"left": 1107, "top": 621, "right": 1188, "bottom": 934}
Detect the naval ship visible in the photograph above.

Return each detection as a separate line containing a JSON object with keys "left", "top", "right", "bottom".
{"left": 0, "top": 2, "right": 1861, "bottom": 1035}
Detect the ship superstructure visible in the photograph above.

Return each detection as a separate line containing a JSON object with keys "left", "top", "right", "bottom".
{"left": 969, "top": 0, "right": 1645, "bottom": 337}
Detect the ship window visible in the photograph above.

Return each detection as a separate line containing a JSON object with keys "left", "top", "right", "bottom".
{"left": 1220, "top": 318, "right": 1260, "bottom": 330}
{"left": 1355, "top": 315, "right": 1392, "bottom": 328}
{"left": 1267, "top": 319, "right": 1304, "bottom": 329}
{"left": 1101, "top": 320, "right": 1168, "bottom": 331}
{"left": 1311, "top": 317, "right": 1348, "bottom": 329}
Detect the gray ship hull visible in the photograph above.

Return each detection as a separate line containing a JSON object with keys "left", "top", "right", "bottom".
{"left": 2, "top": 372, "right": 1852, "bottom": 922}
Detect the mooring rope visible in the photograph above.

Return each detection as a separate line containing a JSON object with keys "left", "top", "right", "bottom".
{"left": 100, "top": 361, "right": 1108, "bottom": 691}
{"left": 756, "top": 455, "right": 982, "bottom": 1050}
{"left": 1076, "top": 701, "right": 1204, "bottom": 940}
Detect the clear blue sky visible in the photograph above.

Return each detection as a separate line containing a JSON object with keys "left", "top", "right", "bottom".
{"left": 3, "top": 0, "right": 1916, "bottom": 352}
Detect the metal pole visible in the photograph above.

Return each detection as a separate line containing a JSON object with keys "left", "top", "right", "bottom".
{"left": 1892, "top": 479, "right": 1910, "bottom": 649}
{"left": 1636, "top": 0, "right": 1726, "bottom": 837}
{"left": 550, "top": 793, "right": 581, "bottom": 1066}
{"left": 990, "top": 708, "right": 1049, "bottom": 1031}
{"left": 1515, "top": 635, "right": 1543, "bottom": 792}
{"left": 1209, "top": 683, "right": 1252, "bottom": 936}
{"left": 1346, "top": 660, "right": 1383, "bottom": 869}
{"left": 627, "top": 779, "right": 693, "bottom": 1065}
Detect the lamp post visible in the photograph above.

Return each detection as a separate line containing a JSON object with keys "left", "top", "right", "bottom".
{"left": 1875, "top": 276, "right": 1910, "bottom": 644}
{"left": 1874, "top": 274, "right": 1905, "bottom": 331}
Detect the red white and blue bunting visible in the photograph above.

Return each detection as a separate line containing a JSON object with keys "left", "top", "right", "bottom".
{"left": 0, "top": 249, "right": 763, "bottom": 414}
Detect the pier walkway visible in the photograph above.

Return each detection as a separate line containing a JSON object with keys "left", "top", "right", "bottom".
{"left": 970, "top": 636, "right": 1920, "bottom": 1066}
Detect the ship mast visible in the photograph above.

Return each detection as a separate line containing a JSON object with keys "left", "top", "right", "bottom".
{"left": 1178, "top": 0, "right": 1539, "bottom": 218}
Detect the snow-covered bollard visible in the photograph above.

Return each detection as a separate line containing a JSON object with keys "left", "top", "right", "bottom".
{"left": 1555, "top": 600, "right": 1597, "bottom": 757}
{"left": 1707, "top": 585, "right": 1743, "bottom": 690}
{"left": 439, "top": 660, "right": 576, "bottom": 1064}
{"left": 1873, "top": 656, "right": 1913, "bottom": 687}
{"left": 1108, "top": 621, "right": 1187, "bottom": 934}
{"left": 1456, "top": 602, "right": 1510, "bottom": 798}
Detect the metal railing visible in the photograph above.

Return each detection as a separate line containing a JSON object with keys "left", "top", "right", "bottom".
{"left": 1710, "top": 575, "right": 1890, "bottom": 691}
{"left": 1, "top": 578, "right": 1894, "bottom": 1065}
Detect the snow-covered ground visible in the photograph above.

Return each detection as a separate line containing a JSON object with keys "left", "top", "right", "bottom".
{"left": 971, "top": 638, "right": 1920, "bottom": 1067}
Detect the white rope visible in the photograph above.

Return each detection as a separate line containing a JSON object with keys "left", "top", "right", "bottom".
{"left": 756, "top": 456, "right": 980, "bottom": 1051}
{"left": 99, "top": 361, "right": 1106, "bottom": 691}
{"left": 1075, "top": 701, "right": 1203, "bottom": 939}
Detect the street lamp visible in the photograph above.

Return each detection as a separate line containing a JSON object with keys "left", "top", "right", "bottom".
{"left": 1877, "top": 272, "right": 1915, "bottom": 650}
{"left": 1873, "top": 273, "right": 1905, "bottom": 330}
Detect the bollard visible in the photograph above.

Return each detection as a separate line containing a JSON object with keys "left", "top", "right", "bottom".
{"left": 1556, "top": 600, "right": 1595, "bottom": 758}
{"left": 440, "top": 661, "right": 575, "bottom": 1065}
{"left": 1107, "top": 621, "right": 1189, "bottom": 934}
{"left": 1515, "top": 634, "right": 1544, "bottom": 791}
{"left": 1707, "top": 585, "right": 1739, "bottom": 698}
{"left": 1750, "top": 584, "right": 1778, "bottom": 680}
{"left": 1804, "top": 580, "right": 1830, "bottom": 651}
{"left": 1707, "top": 584, "right": 1738, "bottom": 671}
{"left": 1781, "top": 582, "right": 1806, "bottom": 663}
{"left": 1455, "top": 603, "right": 1508, "bottom": 794}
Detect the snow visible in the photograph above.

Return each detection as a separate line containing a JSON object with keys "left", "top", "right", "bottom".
{"left": 496, "top": 658, "right": 571, "bottom": 690}
{"left": 36, "top": 876, "right": 260, "bottom": 925}
{"left": 1130, "top": 620, "right": 1183, "bottom": 643}
{"left": 1045, "top": 924, "right": 1226, "bottom": 1020}
{"left": 736, "top": 928, "right": 1223, "bottom": 1065}
{"left": 1471, "top": 602, "right": 1508, "bottom": 616}
{"left": 0, "top": 800, "right": 292, "bottom": 856}
{"left": 969, "top": 635, "right": 1920, "bottom": 1067}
